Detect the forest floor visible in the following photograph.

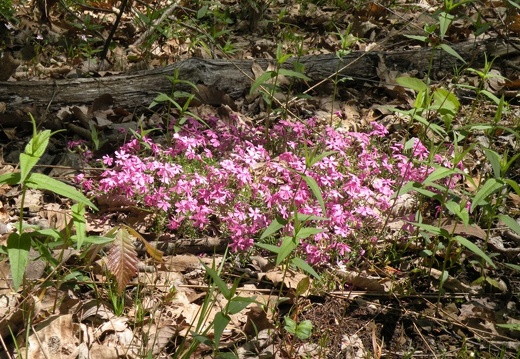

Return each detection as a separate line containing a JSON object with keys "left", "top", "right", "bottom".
{"left": 1, "top": 0, "right": 520, "bottom": 358}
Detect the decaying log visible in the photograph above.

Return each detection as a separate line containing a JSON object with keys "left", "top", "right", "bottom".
{"left": 0, "top": 37, "right": 518, "bottom": 124}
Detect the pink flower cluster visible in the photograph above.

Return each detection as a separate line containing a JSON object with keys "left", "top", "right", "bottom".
{"left": 86, "top": 116, "right": 443, "bottom": 265}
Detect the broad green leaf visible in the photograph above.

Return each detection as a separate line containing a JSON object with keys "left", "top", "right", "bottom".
{"left": 260, "top": 217, "right": 288, "bottom": 239}
{"left": 213, "top": 312, "right": 230, "bottom": 345}
{"left": 295, "top": 227, "right": 325, "bottom": 239}
{"left": 438, "top": 12, "right": 453, "bottom": 39}
{"left": 284, "top": 317, "right": 297, "bottom": 334}
{"left": 432, "top": 88, "right": 460, "bottom": 117}
{"left": 278, "top": 68, "right": 311, "bottom": 81}
{"left": 404, "top": 138, "right": 417, "bottom": 151}
{"left": 291, "top": 257, "right": 320, "bottom": 279}
{"left": 482, "top": 148, "right": 502, "bottom": 179}
{"left": 192, "top": 334, "right": 212, "bottom": 345}
{"left": 25, "top": 173, "right": 98, "bottom": 210}
{"left": 471, "top": 178, "right": 503, "bottom": 212}
{"left": 34, "top": 228, "right": 61, "bottom": 240}
{"left": 440, "top": 43, "right": 466, "bottom": 63}
{"left": 0, "top": 172, "right": 21, "bottom": 185}
{"left": 20, "top": 129, "right": 51, "bottom": 183}
{"left": 295, "top": 213, "right": 329, "bottom": 222}
{"left": 276, "top": 236, "right": 298, "bottom": 266}
{"left": 497, "top": 214, "right": 520, "bottom": 237}
{"left": 396, "top": 77, "right": 428, "bottom": 92}
{"left": 202, "top": 264, "right": 231, "bottom": 299}
{"left": 444, "top": 200, "right": 469, "bottom": 225}
{"left": 7, "top": 232, "right": 31, "bottom": 291}
{"left": 197, "top": 4, "right": 208, "bottom": 18}
{"left": 414, "top": 187, "right": 438, "bottom": 198}
{"left": 302, "top": 174, "right": 326, "bottom": 215}
{"left": 481, "top": 89, "right": 501, "bottom": 105}
{"left": 413, "top": 222, "right": 450, "bottom": 237}
{"left": 439, "top": 270, "right": 449, "bottom": 288}
{"left": 454, "top": 235, "right": 495, "bottom": 268}
{"left": 505, "top": 263, "right": 520, "bottom": 272}
{"left": 404, "top": 34, "right": 428, "bottom": 42}
{"left": 497, "top": 323, "right": 520, "bottom": 331}
{"left": 250, "top": 71, "right": 276, "bottom": 94}
{"left": 77, "top": 236, "right": 114, "bottom": 245}
{"left": 255, "top": 242, "right": 281, "bottom": 254}
{"left": 393, "top": 181, "right": 419, "bottom": 197}
{"left": 307, "top": 150, "right": 336, "bottom": 167}
{"left": 228, "top": 296, "right": 257, "bottom": 315}
{"left": 89, "top": 121, "right": 100, "bottom": 150}
{"left": 295, "top": 320, "right": 313, "bottom": 339}
{"left": 424, "top": 167, "right": 457, "bottom": 184}
{"left": 71, "top": 203, "right": 86, "bottom": 250}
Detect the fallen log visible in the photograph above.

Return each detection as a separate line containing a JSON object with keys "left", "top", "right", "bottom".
{"left": 0, "top": 37, "right": 518, "bottom": 126}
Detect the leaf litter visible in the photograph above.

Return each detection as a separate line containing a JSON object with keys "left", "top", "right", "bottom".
{"left": 1, "top": 0, "right": 520, "bottom": 357}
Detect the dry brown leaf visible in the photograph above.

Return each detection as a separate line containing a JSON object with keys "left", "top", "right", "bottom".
{"left": 195, "top": 84, "right": 237, "bottom": 111}
{"left": 20, "top": 314, "right": 73, "bottom": 359}
{"left": 263, "top": 269, "right": 308, "bottom": 290}
{"left": 440, "top": 219, "right": 487, "bottom": 240}
{"left": 147, "top": 324, "right": 177, "bottom": 355}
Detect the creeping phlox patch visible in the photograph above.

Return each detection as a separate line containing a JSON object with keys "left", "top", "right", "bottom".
{"left": 80, "top": 116, "right": 459, "bottom": 266}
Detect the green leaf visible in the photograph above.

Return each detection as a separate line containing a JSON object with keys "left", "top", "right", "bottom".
{"left": 20, "top": 129, "right": 51, "bottom": 183}
{"left": 71, "top": 203, "right": 86, "bottom": 249}
{"left": 396, "top": 77, "right": 428, "bottom": 92}
{"left": 260, "top": 217, "right": 288, "bottom": 239}
{"left": 295, "top": 227, "right": 325, "bottom": 239}
{"left": 471, "top": 178, "right": 503, "bottom": 212}
{"left": 413, "top": 222, "right": 450, "bottom": 237}
{"left": 439, "top": 270, "right": 449, "bottom": 288}
{"left": 202, "top": 264, "right": 231, "bottom": 299}
{"left": 295, "top": 213, "right": 329, "bottom": 222}
{"left": 404, "top": 34, "right": 428, "bottom": 42}
{"left": 278, "top": 68, "right": 311, "bottom": 81}
{"left": 505, "top": 263, "right": 520, "bottom": 272}
{"left": 250, "top": 71, "right": 276, "bottom": 94}
{"left": 25, "top": 173, "right": 98, "bottom": 210}
{"left": 307, "top": 150, "right": 337, "bottom": 167}
{"left": 0, "top": 172, "right": 21, "bottom": 185}
{"left": 482, "top": 148, "right": 502, "bottom": 179}
{"left": 255, "top": 242, "right": 281, "bottom": 254}
{"left": 444, "top": 200, "right": 469, "bottom": 225}
{"left": 424, "top": 166, "right": 457, "bottom": 184}
{"left": 438, "top": 12, "right": 454, "bottom": 39}
{"left": 291, "top": 257, "right": 320, "bottom": 279}
{"left": 454, "top": 235, "right": 495, "bottom": 268}
{"left": 432, "top": 88, "right": 460, "bottom": 120}
{"left": 276, "top": 236, "right": 298, "bottom": 266}
{"left": 481, "top": 89, "right": 501, "bottom": 105}
{"left": 295, "top": 320, "right": 313, "bottom": 339}
{"left": 78, "top": 236, "right": 115, "bottom": 245}
{"left": 284, "top": 317, "right": 297, "bottom": 334}
{"left": 213, "top": 312, "right": 230, "bottom": 345}
{"left": 497, "top": 214, "right": 520, "bottom": 237}
{"left": 7, "top": 232, "right": 31, "bottom": 290}
{"left": 197, "top": 4, "right": 208, "bottom": 18}
{"left": 302, "top": 174, "right": 326, "bottom": 215}
{"left": 497, "top": 323, "right": 520, "bottom": 331}
{"left": 440, "top": 43, "right": 466, "bottom": 64}
{"left": 228, "top": 297, "right": 257, "bottom": 315}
